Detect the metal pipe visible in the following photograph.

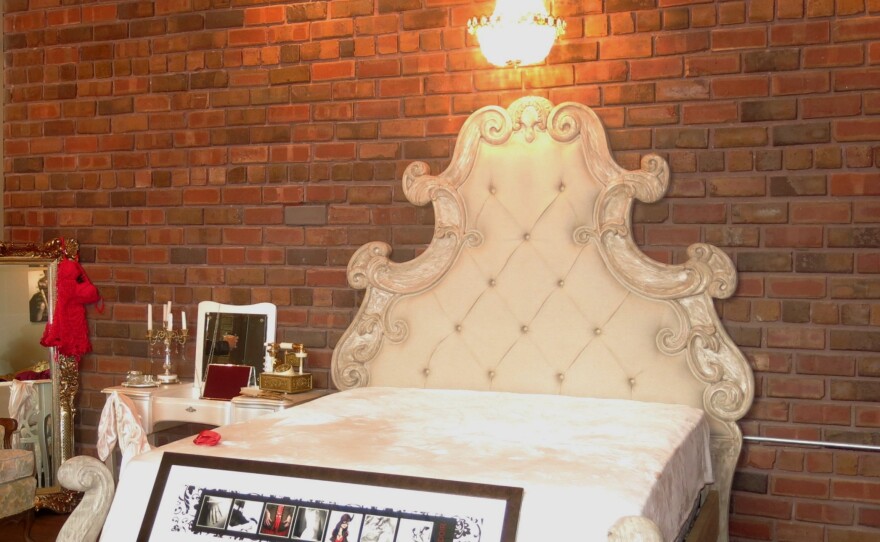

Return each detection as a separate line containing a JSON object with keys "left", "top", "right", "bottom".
{"left": 744, "top": 435, "right": 880, "bottom": 453}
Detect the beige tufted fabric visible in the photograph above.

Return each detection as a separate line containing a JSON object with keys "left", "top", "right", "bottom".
{"left": 331, "top": 97, "right": 753, "bottom": 542}
{"left": 366, "top": 136, "right": 700, "bottom": 408}
{"left": 0, "top": 420, "right": 37, "bottom": 529}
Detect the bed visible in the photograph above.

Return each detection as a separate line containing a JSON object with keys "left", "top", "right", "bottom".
{"left": 69, "top": 97, "right": 754, "bottom": 542}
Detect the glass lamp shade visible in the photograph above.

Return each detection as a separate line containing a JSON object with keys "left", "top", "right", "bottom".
{"left": 469, "top": 0, "right": 566, "bottom": 68}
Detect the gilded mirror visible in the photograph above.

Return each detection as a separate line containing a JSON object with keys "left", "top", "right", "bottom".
{"left": 193, "top": 301, "right": 277, "bottom": 395}
{"left": 0, "top": 238, "right": 81, "bottom": 512}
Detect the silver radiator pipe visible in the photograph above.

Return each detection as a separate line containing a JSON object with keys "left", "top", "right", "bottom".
{"left": 744, "top": 435, "right": 880, "bottom": 452}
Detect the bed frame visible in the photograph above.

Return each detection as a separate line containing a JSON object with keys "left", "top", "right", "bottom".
{"left": 59, "top": 97, "right": 751, "bottom": 542}
{"left": 331, "top": 96, "right": 753, "bottom": 541}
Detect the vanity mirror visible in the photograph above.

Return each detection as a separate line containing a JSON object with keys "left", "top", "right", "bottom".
{"left": 193, "top": 302, "right": 276, "bottom": 395}
{"left": 0, "top": 238, "right": 81, "bottom": 512}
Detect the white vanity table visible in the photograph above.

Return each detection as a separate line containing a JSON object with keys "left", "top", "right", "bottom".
{"left": 101, "top": 382, "right": 327, "bottom": 437}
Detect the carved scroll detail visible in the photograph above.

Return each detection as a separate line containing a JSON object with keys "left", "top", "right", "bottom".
{"left": 56, "top": 456, "right": 115, "bottom": 542}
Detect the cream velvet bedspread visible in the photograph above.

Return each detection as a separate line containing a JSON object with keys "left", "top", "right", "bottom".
{"left": 101, "top": 387, "right": 712, "bottom": 541}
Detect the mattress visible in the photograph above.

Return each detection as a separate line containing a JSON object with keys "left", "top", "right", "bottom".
{"left": 101, "top": 387, "right": 713, "bottom": 541}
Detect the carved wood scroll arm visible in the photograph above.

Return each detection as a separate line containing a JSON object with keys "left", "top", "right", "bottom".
{"left": 56, "top": 456, "right": 115, "bottom": 542}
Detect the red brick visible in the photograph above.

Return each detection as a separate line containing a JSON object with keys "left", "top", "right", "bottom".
{"left": 772, "top": 72, "right": 830, "bottom": 95}
{"left": 712, "top": 27, "right": 767, "bottom": 50}
{"left": 729, "top": 517, "right": 772, "bottom": 540}
{"left": 312, "top": 61, "right": 354, "bottom": 81}
{"left": 833, "top": 16, "right": 880, "bottom": 42}
{"left": 734, "top": 494, "right": 793, "bottom": 519}
{"left": 792, "top": 202, "right": 852, "bottom": 224}
{"left": 835, "top": 119, "right": 880, "bottom": 141}
{"left": 626, "top": 105, "right": 679, "bottom": 126}
{"left": 802, "top": 95, "right": 862, "bottom": 118}
{"left": 792, "top": 404, "right": 852, "bottom": 425}
{"left": 311, "top": 19, "right": 353, "bottom": 39}
{"left": 603, "top": 83, "right": 655, "bottom": 105}
{"left": 685, "top": 55, "right": 740, "bottom": 77}
{"left": 772, "top": 476, "right": 830, "bottom": 498}
{"left": 630, "top": 57, "right": 683, "bottom": 80}
{"left": 655, "top": 31, "right": 710, "bottom": 56}
{"left": 831, "top": 173, "right": 880, "bottom": 195}
{"left": 771, "top": 21, "right": 831, "bottom": 46}
{"left": 599, "top": 34, "right": 652, "bottom": 59}
{"left": 574, "top": 60, "right": 629, "bottom": 83}
{"left": 767, "top": 277, "right": 827, "bottom": 298}
{"left": 804, "top": 44, "right": 865, "bottom": 68}
{"left": 835, "top": 68, "right": 880, "bottom": 91}
{"left": 833, "top": 480, "right": 880, "bottom": 503}
{"left": 776, "top": 522, "right": 824, "bottom": 542}
{"left": 682, "top": 102, "right": 738, "bottom": 124}
{"left": 712, "top": 76, "right": 770, "bottom": 98}
{"left": 859, "top": 507, "right": 880, "bottom": 528}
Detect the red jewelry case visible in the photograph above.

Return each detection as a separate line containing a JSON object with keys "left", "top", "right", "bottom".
{"left": 203, "top": 364, "right": 253, "bottom": 400}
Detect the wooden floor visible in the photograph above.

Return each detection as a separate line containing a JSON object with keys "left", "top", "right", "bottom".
{"left": 0, "top": 510, "right": 67, "bottom": 542}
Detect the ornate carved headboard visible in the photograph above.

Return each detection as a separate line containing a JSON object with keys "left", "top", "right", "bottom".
{"left": 331, "top": 97, "right": 753, "bottom": 537}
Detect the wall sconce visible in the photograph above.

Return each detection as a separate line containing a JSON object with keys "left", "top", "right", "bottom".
{"left": 468, "top": 0, "right": 566, "bottom": 68}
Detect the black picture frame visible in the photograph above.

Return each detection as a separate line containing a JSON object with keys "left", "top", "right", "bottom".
{"left": 138, "top": 452, "right": 522, "bottom": 542}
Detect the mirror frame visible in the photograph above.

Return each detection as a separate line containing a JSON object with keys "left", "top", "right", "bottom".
{"left": 0, "top": 237, "right": 81, "bottom": 512}
{"left": 193, "top": 301, "right": 277, "bottom": 395}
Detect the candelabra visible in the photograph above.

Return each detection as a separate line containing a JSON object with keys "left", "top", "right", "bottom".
{"left": 147, "top": 327, "right": 188, "bottom": 384}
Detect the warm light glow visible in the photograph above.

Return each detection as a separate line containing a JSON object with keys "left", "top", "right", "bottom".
{"left": 468, "top": 0, "right": 566, "bottom": 68}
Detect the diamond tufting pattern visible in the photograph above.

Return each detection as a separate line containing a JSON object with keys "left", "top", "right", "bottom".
{"left": 369, "top": 131, "right": 703, "bottom": 410}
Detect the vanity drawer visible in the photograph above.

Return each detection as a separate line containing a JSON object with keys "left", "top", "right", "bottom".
{"left": 152, "top": 398, "right": 231, "bottom": 426}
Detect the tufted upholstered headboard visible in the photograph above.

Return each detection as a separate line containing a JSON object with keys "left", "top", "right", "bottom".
{"left": 331, "top": 96, "right": 753, "bottom": 539}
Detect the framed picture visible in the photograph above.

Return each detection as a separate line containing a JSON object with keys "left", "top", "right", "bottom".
{"left": 138, "top": 452, "right": 522, "bottom": 542}
{"left": 28, "top": 268, "right": 49, "bottom": 322}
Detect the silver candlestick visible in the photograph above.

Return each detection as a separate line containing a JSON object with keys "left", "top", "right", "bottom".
{"left": 147, "top": 327, "right": 188, "bottom": 384}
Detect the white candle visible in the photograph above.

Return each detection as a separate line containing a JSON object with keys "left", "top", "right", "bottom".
{"left": 162, "top": 303, "right": 167, "bottom": 323}
{"left": 147, "top": 304, "right": 153, "bottom": 332}
{"left": 167, "top": 311, "right": 173, "bottom": 331}
{"left": 181, "top": 311, "right": 186, "bottom": 330}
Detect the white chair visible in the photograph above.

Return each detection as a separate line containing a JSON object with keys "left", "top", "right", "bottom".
{"left": 8, "top": 380, "right": 50, "bottom": 488}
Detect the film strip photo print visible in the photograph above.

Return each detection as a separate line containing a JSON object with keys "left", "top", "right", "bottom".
{"left": 138, "top": 453, "right": 522, "bottom": 542}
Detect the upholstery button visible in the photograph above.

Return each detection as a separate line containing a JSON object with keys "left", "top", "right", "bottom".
{"left": 489, "top": 186, "right": 497, "bottom": 195}
{"left": 455, "top": 324, "right": 462, "bottom": 332}
{"left": 488, "top": 370, "right": 495, "bottom": 379}
{"left": 488, "top": 278, "right": 496, "bottom": 287}
{"left": 594, "top": 328, "right": 602, "bottom": 335}
{"left": 558, "top": 373, "right": 565, "bottom": 381}
{"left": 628, "top": 378, "right": 636, "bottom": 386}
{"left": 521, "top": 325, "right": 528, "bottom": 333}
{"left": 424, "top": 368, "right": 431, "bottom": 376}
{"left": 523, "top": 233, "right": 531, "bottom": 241}
{"left": 558, "top": 279, "right": 565, "bottom": 287}
{"left": 559, "top": 183, "right": 566, "bottom": 192}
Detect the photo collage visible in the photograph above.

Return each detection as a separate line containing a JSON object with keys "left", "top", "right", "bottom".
{"left": 191, "top": 490, "right": 460, "bottom": 542}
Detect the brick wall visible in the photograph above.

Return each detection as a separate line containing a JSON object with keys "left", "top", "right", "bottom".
{"left": 3, "top": 0, "right": 879, "bottom": 539}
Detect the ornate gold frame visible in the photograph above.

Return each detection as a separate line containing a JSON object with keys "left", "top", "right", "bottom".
{"left": 0, "top": 238, "right": 82, "bottom": 512}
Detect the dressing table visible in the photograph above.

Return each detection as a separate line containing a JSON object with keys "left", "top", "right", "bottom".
{"left": 100, "top": 382, "right": 327, "bottom": 437}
